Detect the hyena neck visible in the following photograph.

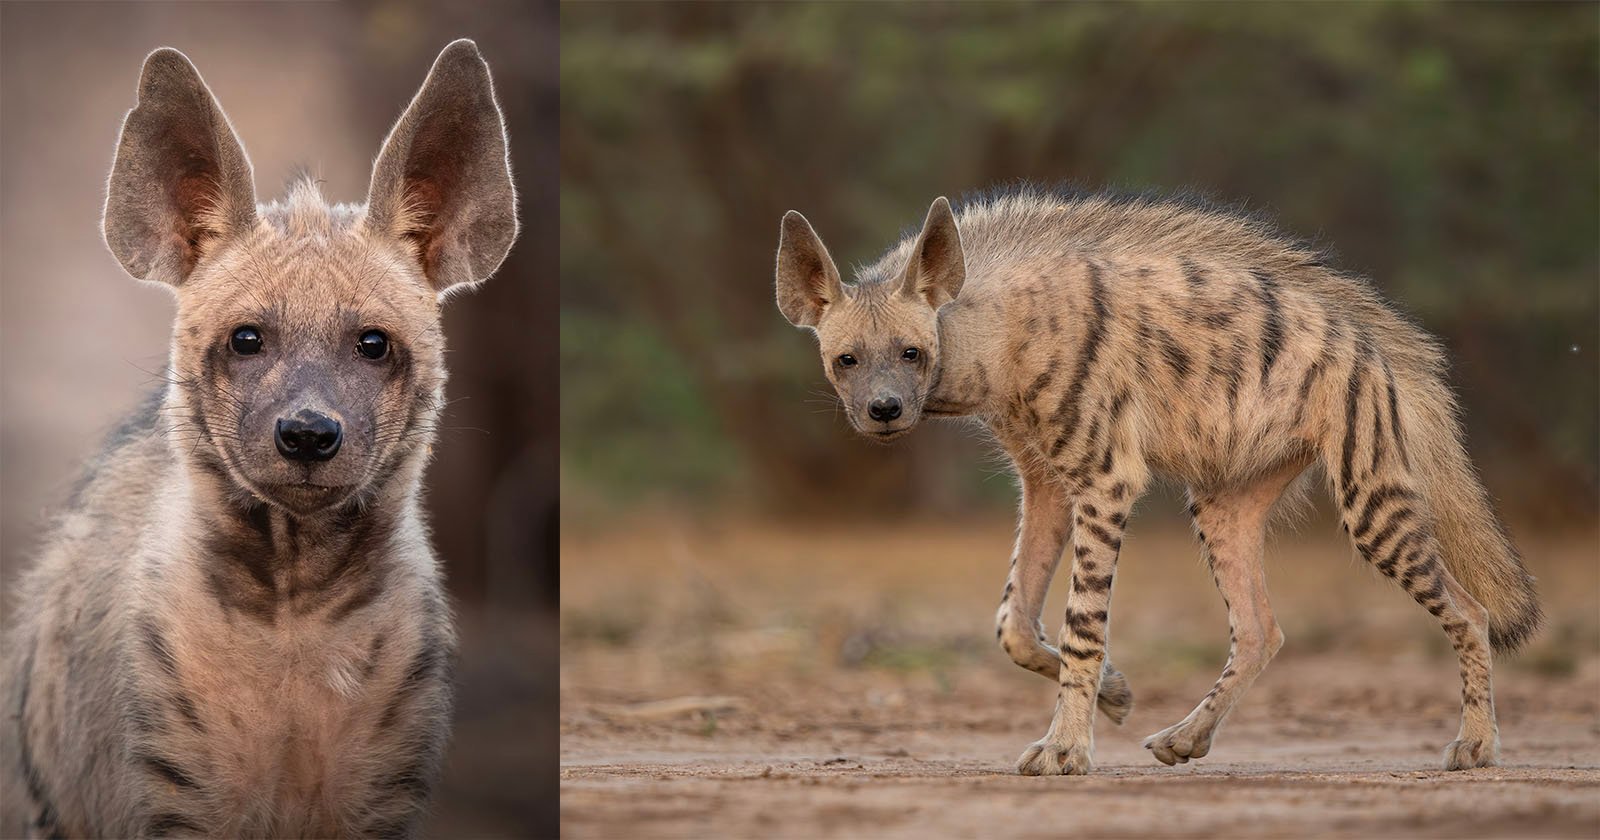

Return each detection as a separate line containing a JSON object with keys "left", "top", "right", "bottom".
{"left": 171, "top": 430, "right": 428, "bottom": 623}
{"left": 925, "top": 287, "right": 1001, "bottom": 418}
{"left": 197, "top": 466, "right": 420, "bottom": 622}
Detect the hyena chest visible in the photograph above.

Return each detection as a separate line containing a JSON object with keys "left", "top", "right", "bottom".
{"left": 152, "top": 609, "right": 407, "bottom": 834}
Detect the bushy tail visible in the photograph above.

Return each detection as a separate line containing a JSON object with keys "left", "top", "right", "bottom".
{"left": 1398, "top": 362, "right": 1542, "bottom": 652}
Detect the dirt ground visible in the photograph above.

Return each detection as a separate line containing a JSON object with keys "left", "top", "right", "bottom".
{"left": 560, "top": 512, "right": 1600, "bottom": 838}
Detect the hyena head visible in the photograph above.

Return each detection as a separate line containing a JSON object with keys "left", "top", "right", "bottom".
{"left": 102, "top": 41, "right": 516, "bottom": 514}
{"left": 775, "top": 198, "right": 965, "bottom": 441}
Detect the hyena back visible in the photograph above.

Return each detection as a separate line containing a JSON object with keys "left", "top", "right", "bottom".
{"left": 775, "top": 186, "right": 1539, "bottom": 776}
{"left": 2, "top": 41, "right": 515, "bottom": 836}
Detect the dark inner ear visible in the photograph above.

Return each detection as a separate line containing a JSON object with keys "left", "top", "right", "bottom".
{"left": 919, "top": 223, "right": 958, "bottom": 277}
{"left": 173, "top": 162, "right": 221, "bottom": 251}
{"left": 796, "top": 251, "right": 832, "bottom": 303}
{"left": 400, "top": 176, "right": 444, "bottom": 268}
{"left": 399, "top": 115, "right": 486, "bottom": 275}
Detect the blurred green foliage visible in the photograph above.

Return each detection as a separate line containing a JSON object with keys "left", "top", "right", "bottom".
{"left": 559, "top": 310, "right": 738, "bottom": 503}
{"left": 561, "top": 2, "right": 1598, "bottom": 521}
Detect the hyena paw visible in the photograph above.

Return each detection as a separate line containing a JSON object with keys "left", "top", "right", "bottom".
{"left": 1096, "top": 666, "right": 1134, "bottom": 725}
{"left": 1143, "top": 718, "right": 1215, "bottom": 766}
{"left": 1015, "top": 737, "right": 1093, "bottom": 776}
{"left": 1442, "top": 737, "right": 1499, "bottom": 770}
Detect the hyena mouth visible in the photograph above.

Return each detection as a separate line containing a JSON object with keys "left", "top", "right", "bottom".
{"left": 261, "top": 480, "right": 360, "bottom": 511}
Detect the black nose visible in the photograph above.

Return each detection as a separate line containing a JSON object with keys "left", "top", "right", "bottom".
{"left": 275, "top": 412, "right": 342, "bottom": 462}
{"left": 868, "top": 396, "right": 902, "bottom": 422}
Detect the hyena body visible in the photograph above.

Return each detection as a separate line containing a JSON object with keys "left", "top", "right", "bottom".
{"left": 3, "top": 41, "right": 516, "bottom": 836}
{"left": 776, "top": 186, "right": 1540, "bottom": 775}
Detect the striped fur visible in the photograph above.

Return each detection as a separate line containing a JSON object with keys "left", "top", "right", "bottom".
{"left": 776, "top": 184, "right": 1539, "bottom": 775}
{"left": 2, "top": 41, "right": 514, "bottom": 836}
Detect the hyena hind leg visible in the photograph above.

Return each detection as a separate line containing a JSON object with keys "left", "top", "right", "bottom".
{"left": 1144, "top": 460, "right": 1307, "bottom": 766}
{"left": 1340, "top": 476, "right": 1499, "bottom": 769}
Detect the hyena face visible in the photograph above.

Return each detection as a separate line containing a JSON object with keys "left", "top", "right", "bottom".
{"left": 103, "top": 43, "right": 516, "bottom": 513}
{"left": 169, "top": 224, "right": 445, "bottom": 512}
{"left": 775, "top": 198, "right": 966, "bottom": 440}
{"left": 811, "top": 285, "right": 940, "bottom": 441}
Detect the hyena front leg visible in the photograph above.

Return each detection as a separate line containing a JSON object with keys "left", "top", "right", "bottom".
{"left": 1143, "top": 458, "right": 1307, "bottom": 765}
{"left": 995, "top": 463, "right": 1132, "bottom": 723}
{"left": 1015, "top": 481, "right": 1139, "bottom": 776}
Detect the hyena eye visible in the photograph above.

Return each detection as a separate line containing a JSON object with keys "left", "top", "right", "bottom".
{"left": 357, "top": 329, "right": 390, "bottom": 360}
{"left": 230, "top": 326, "right": 263, "bottom": 355}
{"left": 902, "top": 347, "right": 921, "bottom": 362}
{"left": 837, "top": 354, "right": 857, "bottom": 367}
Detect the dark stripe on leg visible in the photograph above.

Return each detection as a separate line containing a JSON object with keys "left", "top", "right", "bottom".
{"left": 1082, "top": 522, "right": 1121, "bottom": 550}
{"left": 1352, "top": 484, "right": 1416, "bottom": 538}
{"left": 1062, "top": 642, "right": 1101, "bottom": 660}
{"left": 1361, "top": 507, "right": 1417, "bottom": 556}
{"left": 1074, "top": 573, "right": 1115, "bottom": 593}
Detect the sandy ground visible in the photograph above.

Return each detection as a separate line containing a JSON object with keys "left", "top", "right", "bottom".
{"left": 561, "top": 514, "right": 1600, "bottom": 838}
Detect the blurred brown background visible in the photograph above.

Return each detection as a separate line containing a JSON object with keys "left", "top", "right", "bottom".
{"left": 560, "top": 5, "right": 1599, "bottom": 837}
{"left": 0, "top": 1, "right": 556, "bottom": 835}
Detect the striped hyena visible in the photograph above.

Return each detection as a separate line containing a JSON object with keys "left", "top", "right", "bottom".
{"left": 2, "top": 40, "right": 516, "bottom": 836}
{"left": 775, "top": 186, "right": 1539, "bottom": 775}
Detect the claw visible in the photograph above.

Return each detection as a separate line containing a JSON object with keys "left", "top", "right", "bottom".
{"left": 1144, "top": 718, "right": 1215, "bottom": 767}
{"left": 1016, "top": 738, "right": 1093, "bottom": 776}
{"left": 1442, "top": 738, "right": 1498, "bottom": 770}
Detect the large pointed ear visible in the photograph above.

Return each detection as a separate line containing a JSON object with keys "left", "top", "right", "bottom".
{"left": 775, "top": 211, "right": 844, "bottom": 329}
{"left": 899, "top": 196, "right": 965, "bottom": 309}
{"left": 365, "top": 39, "right": 517, "bottom": 299}
{"left": 103, "top": 48, "right": 257, "bottom": 287}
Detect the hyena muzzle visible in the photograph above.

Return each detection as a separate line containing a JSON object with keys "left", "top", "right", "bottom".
{"left": 775, "top": 187, "right": 1540, "bottom": 776}
{"left": 2, "top": 40, "right": 516, "bottom": 837}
